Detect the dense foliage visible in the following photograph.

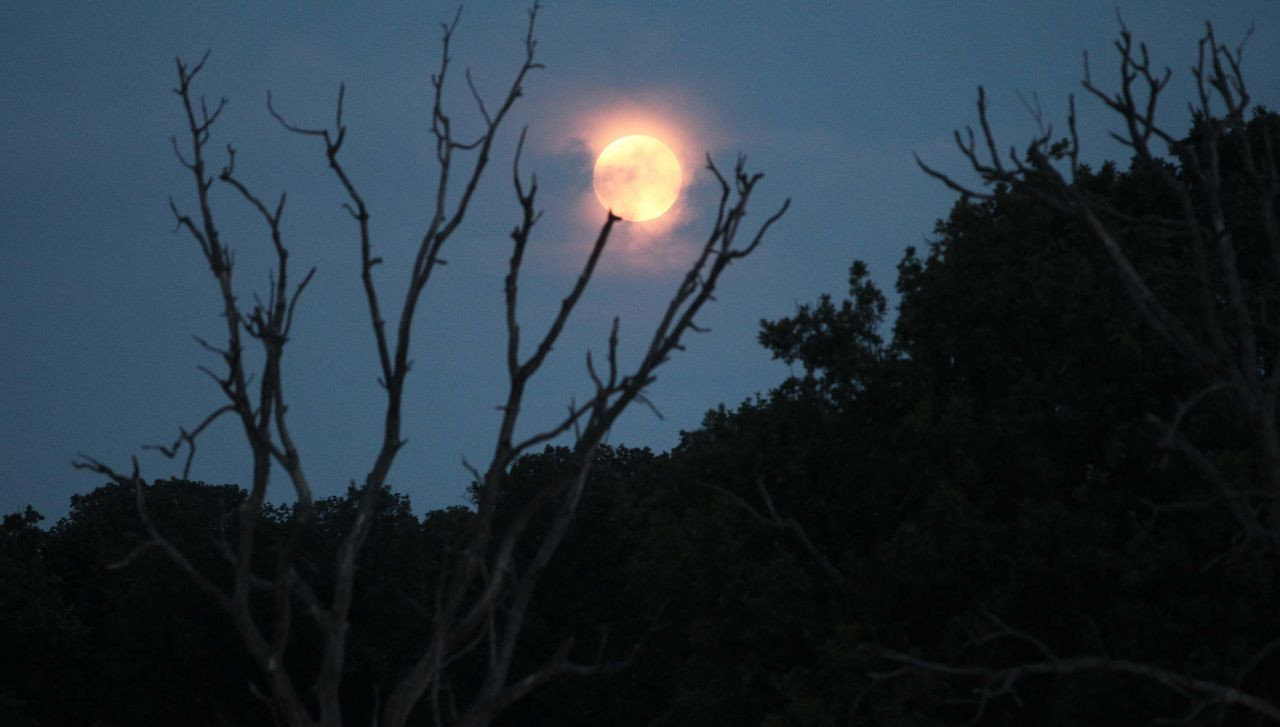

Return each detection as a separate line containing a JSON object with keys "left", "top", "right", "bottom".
{"left": 4, "top": 111, "right": 1278, "bottom": 726}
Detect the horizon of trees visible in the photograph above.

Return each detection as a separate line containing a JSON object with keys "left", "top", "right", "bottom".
{"left": 7, "top": 102, "right": 1279, "bottom": 724}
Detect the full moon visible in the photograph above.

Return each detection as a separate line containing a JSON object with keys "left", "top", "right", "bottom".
{"left": 592, "top": 135, "right": 682, "bottom": 222}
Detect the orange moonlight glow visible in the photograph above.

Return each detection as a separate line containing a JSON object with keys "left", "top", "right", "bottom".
{"left": 592, "top": 135, "right": 682, "bottom": 221}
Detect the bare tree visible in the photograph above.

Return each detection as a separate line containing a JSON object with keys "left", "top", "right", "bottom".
{"left": 918, "top": 21, "right": 1280, "bottom": 551}
{"left": 74, "top": 6, "right": 788, "bottom": 726}
{"left": 857, "top": 19, "right": 1280, "bottom": 724}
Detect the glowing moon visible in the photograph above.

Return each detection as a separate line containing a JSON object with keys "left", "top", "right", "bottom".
{"left": 592, "top": 135, "right": 682, "bottom": 222}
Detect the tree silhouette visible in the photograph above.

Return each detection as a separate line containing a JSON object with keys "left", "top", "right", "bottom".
{"left": 856, "top": 20, "right": 1280, "bottom": 723}
{"left": 71, "top": 6, "right": 787, "bottom": 726}
{"left": 919, "top": 22, "right": 1280, "bottom": 552}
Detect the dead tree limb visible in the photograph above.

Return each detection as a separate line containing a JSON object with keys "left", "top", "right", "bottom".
{"left": 860, "top": 643, "right": 1280, "bottom": 725}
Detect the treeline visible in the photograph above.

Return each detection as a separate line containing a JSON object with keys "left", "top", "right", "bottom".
{"left": 4, "top": 111, "right": 1279, "bottom": 725}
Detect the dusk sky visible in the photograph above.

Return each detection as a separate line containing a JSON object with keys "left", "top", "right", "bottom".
{"left": 3, "top": 2, "right": 1278, "bottom": 521}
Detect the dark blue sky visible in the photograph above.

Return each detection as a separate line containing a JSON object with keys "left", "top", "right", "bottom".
{"left": 4, "top": 2, "right": 1277, "bottom": 520}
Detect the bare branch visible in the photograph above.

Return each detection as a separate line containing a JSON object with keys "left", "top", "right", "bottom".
{"left": 142, "top": 404, "right": 237, "bottom": 479}
{"left": 860, "top": 644, "right": 1280, "bottom": 724}
{"left": 703, "top": 476, "right": 846, "bottom": 584}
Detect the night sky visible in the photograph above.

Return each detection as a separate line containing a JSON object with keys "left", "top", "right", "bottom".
{"left": 3, "top": 2, "right": 1278, "bottom": 521}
